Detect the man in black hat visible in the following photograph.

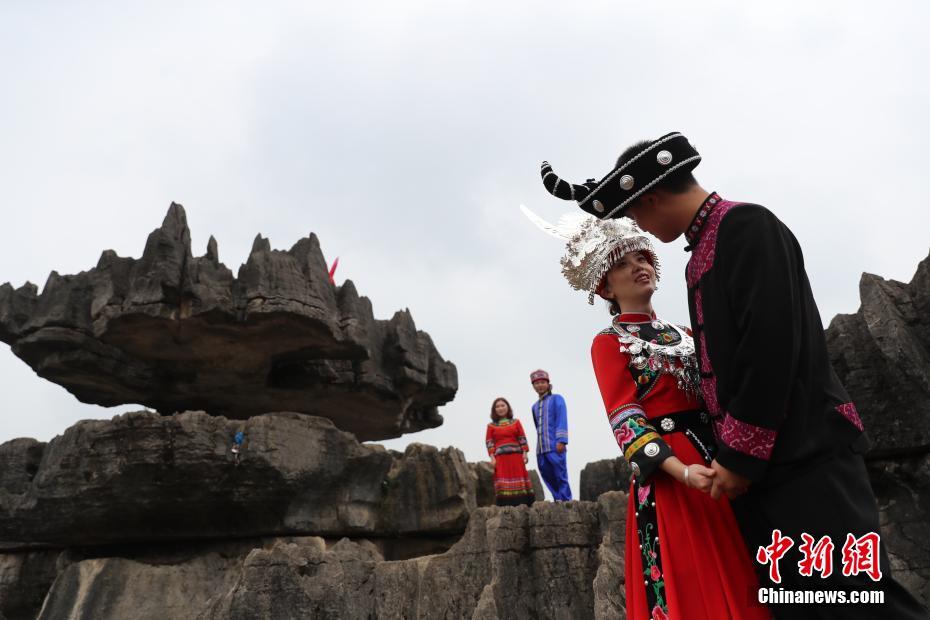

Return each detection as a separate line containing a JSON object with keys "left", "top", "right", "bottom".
{"left": 539, "top": 134, "right": 928, "bottom": 618}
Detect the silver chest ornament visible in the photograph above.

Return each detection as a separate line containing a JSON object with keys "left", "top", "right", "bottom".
{"left": 614, "top": 320, "right": 701, "bottom": 397}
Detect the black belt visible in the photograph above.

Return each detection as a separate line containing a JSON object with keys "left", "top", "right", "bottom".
{"left": 653, "top": 409, "right": 716, "bottom": 463}
{"left": 652, "top": 409, "right": 711, "bottom": 435}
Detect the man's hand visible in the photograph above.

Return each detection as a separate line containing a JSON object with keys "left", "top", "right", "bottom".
{"left": 490, "top": 456, "right": 496, "bottom": 470}
{"left": 555, "top": 442, "right": 566, "bottom": 454}
{"left": 709, "top": 459, "right": 751, "bottom": 500}
{"left": 523, "top": 453, "right": 529, "bottom": 464}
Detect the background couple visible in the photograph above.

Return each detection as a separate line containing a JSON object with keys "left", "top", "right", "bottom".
{"left": 484, "top": 369, "right": 572, "bottom": 507}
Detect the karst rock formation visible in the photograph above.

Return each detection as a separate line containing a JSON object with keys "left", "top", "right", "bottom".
{"left": 0, "top": 204, "right": 457, "bottom": 442}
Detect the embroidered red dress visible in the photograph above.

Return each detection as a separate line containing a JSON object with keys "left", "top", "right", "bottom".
{"left": 591, "top": 312, "right": 769, "bottom": 620}
{"left": 485, "top": 418, "right": 535, "bottom": 506}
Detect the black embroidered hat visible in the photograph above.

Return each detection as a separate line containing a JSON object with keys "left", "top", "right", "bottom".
{"left": 540, "top": 132, "right": 701, "bottom": 219}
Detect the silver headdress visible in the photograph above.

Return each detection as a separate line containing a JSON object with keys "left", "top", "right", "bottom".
{"left": 520, "top": 205, "right": 661, "bottom": 304}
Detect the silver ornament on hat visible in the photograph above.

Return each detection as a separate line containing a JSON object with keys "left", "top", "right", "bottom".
{"left": 656, "top": 150, "right": 673, "bottom": 165}
{"left": 519, "top": 204, "right": 662, "bottom": 304}
{"left": 619, "top": 175, "right": 635, "bottom": 190}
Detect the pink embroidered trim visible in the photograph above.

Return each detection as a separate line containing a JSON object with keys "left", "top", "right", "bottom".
{"left": 699, "top": 332, "right": 713, "bottom": 373}
{"left": 836, "top": 402, "right": 864, "bottom": 432}
{"left": 718, "top": 414, "right": 776, "bottom": 460}
{"left": 701, "top": 374, "right": 723, "bottom": 418}
{"left": 694, "top": 289, "right": 704, "bottom": 325}
{"left": 686, "top": 200, "right": 739, "bottom": 288}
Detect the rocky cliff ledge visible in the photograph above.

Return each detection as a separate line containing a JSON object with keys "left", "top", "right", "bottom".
{"left": 0, "top": 204, "right": 457, "bottom": 441}
{"left": 0, "top": 411, "right": 476, "bottom": 549}
{"left": 0, "top": 494, "right": 628, "bottom": 620}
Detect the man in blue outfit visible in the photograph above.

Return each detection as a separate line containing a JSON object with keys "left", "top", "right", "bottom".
{"left": 530, "top": 369, "right": 572, "bottom": 501}
{"left": 232, "top": 428, "right": 245, "bottom": 466}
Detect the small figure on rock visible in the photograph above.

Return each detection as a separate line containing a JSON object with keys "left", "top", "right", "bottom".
{"left": 485, "top": 397, "right": 535, "bottom": 507}
{"left": 231, "top": 427, "right": 245, "bottom": 466}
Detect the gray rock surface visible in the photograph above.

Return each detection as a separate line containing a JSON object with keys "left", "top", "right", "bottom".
{"left": 38, "top": 547, "right": 244, "bottom": 620}
{"left": 0, "top": 204, "right": 457, "bottom": 441}
{"left": 868, "top": 454, "right": 930, "bottom": 606}
{"left": 593, "top": 491, "right": 627, "bottom": 620}
{"left": 210, "top": 501, "right": 611, "bottom": 619}
{"left": 0, "top": 438, "right": 44, "bottom": 496}
{"left": 0, "top": 550, "right": 61, "bottom": 620}
{"left": 0, "top": 411, "right": 475, "bottom": 548}
{"left": 579, "top": 456, "right": 630, "bottom": 501}
{"left": 826, "top": 251, "right": 930, "bottom": 455}
{"left": 14, "top": 498, "right": 629, "bottom": 620}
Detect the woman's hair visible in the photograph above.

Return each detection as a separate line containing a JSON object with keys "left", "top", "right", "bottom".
{"left": 490, "top": 397, "right": 514, "bottom": 421}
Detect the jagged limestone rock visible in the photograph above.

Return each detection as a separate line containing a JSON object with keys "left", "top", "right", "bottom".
{"left": 0, "top": 204, "right": 457, "bottom": 441}
{"left": 826, "top": 250, "right": 930, "bottom": 456}
{"left": 579, "top": 455, "right": 631, "bottom": 502}
{"left": 13, "top": 499, "right": 628, "bottom": 620}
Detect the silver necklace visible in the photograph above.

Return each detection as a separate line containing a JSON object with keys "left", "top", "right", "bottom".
{"left": 611, "top": 318, "right": 701, "bottom": 396}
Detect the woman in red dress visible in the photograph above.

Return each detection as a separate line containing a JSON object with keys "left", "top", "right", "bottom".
{"left": 522, "top": 207, "right": 769, "bottom": 620}
{"left": 485, "top": 397, "right": 535, "bottom": 507}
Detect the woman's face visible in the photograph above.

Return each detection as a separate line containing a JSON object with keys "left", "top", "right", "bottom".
{"left": 494, "top": 400, "right": 509, "bottom": 417}
{"left": 603, "top": 251, "right": 656, "bottom": 304}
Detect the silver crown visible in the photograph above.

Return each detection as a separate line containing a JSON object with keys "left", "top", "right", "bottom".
{"left": 520, "top": 205, "right": 661, "bottom": 304}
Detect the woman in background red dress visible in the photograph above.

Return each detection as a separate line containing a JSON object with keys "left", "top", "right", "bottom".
{"left": 485, "top": 397, "right": 535, "bottom": 507}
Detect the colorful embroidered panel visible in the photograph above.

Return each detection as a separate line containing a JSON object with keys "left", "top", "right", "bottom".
{"left": 493, "top": 443, "right": 524, "bottom": 455}
{"left": 718, "top": 413, "right": 777, "bottom": 460}
{"left": 609, "top": 404, "right": 661, "bottom": 460}
{"left": 701, "top": 375, "right": 723, "bottom": 419}
{"left": 493, "top": 475, "right": 534, "bottom": 496}
{"left": 633, "top": 479, "right": 668, "bottom": 618}
{"left": 686, "top": 199, "right": 738, "bottom": 288}
{"left": 698, "top": 332, "right": 712, "bottom": 374}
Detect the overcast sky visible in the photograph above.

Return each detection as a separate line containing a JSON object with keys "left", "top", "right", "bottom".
{"left": 2, "top": 1, "right": 929, "bottom": 497}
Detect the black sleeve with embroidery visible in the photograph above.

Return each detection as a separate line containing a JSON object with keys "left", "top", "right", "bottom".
{"left": 700, "top": 206, "right": 802, "bottom": 481}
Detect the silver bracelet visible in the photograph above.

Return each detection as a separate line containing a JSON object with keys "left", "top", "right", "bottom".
{"left": 683, "top": 465, "right": 690, "bottom": 487}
